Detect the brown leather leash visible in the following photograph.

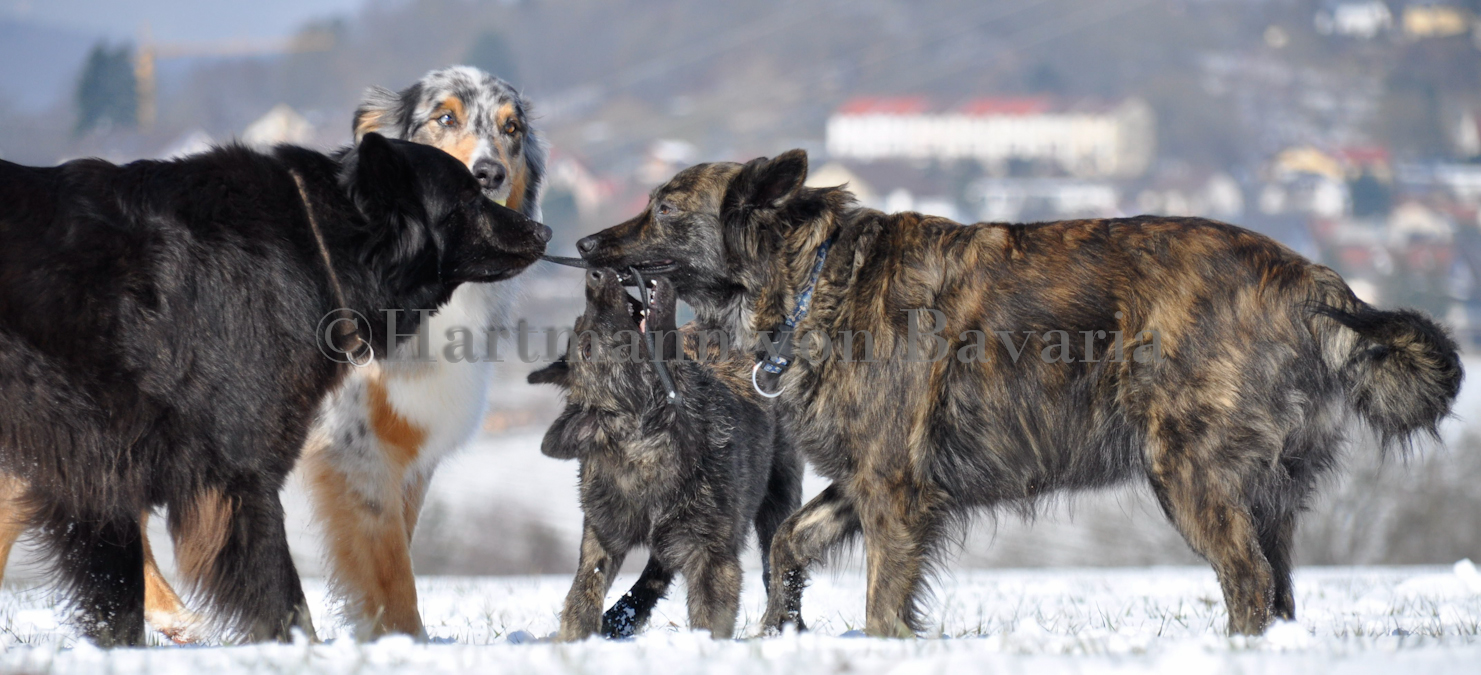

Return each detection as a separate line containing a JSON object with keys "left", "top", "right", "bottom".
{"left": 290, "top": 170, "right": 374, "bottom": 367}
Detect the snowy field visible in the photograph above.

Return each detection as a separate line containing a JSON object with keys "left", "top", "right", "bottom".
{"left": 1, "top": 564, "right": 1478, "bottom": 674}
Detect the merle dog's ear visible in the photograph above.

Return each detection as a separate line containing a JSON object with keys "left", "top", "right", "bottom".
{"left": 345, "top": 133, "right": 432, "bottom": 272}
{"left": 527, "top": 358, "right": 571, "bottom": 388}
{"left": 353, "top": 84, "right": 415, "bottom": 142}
{"left": 727, "top": 149, "right": 808, "bottom": 211}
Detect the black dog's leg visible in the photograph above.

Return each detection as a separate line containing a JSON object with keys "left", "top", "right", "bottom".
{"left": 173, "top": 485, "right": 313, "bottom": 642}
{"left": 33, "top": 501, "right": 146, "bottom": 647}
{"left": 753, "top": 428, "right": 803, "bottom": 595}
{"left": 602, "top": 555, "right": 674, "bottom": 639}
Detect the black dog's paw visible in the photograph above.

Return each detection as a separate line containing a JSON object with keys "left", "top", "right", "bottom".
{"left": 601, "top": 604, "right": 640, "bottom": 640}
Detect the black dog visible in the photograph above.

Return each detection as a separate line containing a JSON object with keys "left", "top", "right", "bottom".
{"left": 0, "top": 133, "right": 548, "bottom": 646}
{"left": 529, "top": 272, "right": 778, "bottom": 640}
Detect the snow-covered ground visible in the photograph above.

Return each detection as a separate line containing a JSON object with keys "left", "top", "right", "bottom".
{"left": 1, "top": 564, "right": 1478, "bottom": 674}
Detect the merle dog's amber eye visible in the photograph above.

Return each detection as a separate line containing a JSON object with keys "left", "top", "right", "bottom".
{"left": 437, "top": 113, "right": 456, "bottom": 127}
{"left": 503, "top": 119, "right": 518, "bottom": 135}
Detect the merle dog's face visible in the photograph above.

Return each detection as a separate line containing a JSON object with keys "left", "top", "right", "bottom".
{"left": 348, "top": 133, "right": 550, "bottom": 286}
{"left": 527, "top": 269, "right": 678, "bottom": 400}
{"left": 353, "top": 66, "right": 545, "bottom": 217}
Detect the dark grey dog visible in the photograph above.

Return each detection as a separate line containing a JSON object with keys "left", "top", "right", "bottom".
{"left": 529, "top": 270, "right": 785, "bottom": 640}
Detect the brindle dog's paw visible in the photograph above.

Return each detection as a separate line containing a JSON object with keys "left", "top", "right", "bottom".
{"left": 754, "top": 616, "right": 806, "bottom": 638}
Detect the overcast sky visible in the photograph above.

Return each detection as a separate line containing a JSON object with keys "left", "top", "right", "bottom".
{"left": 1, "top": 0, "right": 372, "bottom": 42}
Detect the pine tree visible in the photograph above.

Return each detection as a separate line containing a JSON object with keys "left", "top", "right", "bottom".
{"left": 75, "top": 42, "right": 137, "bottom": 135}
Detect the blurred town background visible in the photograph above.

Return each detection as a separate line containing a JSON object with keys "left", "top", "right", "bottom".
{"left": 2, "top": 0, "right": 1480, "bottom": 579}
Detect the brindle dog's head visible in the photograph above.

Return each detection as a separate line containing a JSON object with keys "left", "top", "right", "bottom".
{"left": 352, "top": 66, "right": 546, "bottom": 219}
{"left": 574, "top": 150, "right": 820, "bottom": 321}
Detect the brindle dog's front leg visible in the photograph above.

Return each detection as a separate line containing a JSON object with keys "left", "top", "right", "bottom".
{"left": 757, "top": 484, "right": 860, "bottom": 635}
{"left": 558, "top": 523, "right": 626, "bottom": 642}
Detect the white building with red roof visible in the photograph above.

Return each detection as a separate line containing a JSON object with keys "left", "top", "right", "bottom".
{"left": 825, "top": 95, "right": 1155, "bottom": 179}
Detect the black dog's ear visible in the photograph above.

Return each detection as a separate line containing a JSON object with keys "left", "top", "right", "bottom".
{"left": 345, "top": 133, "right": 432, "bottom": 272}
{"left": 527, "top": 358, "right": 571, "bottom": 388}
{"left": 353, "top": 84, "right": 417, "bottom": 142}
{"left": 732, "top": 149, "right": 808, "bottom": 210}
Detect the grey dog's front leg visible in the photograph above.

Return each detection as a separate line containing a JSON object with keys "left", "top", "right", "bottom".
{"left": 558, "top": 523, "right": 626, "bottom": 641}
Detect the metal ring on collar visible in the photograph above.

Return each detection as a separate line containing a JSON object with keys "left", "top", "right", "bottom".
{"left": 348, "top": 343, "right": 375, "bottom": 368}
{"left": 751, "top": 360, "right": 783, "bottom": 399}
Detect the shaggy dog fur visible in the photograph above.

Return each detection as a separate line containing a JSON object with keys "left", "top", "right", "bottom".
{"left": 529, "top": 273, "right": 781, "bottom": 640}
{"left": 573, "top": 150, "right": 1463, "bottom": 637}
{"left": 300, "top": 65, "right": 548, "bottom": 641}
{"left": 0, "top": 65, "right": 550, "bottom": 643}
{"left": 0, "top": 133, "right": 548, "bottom": 646}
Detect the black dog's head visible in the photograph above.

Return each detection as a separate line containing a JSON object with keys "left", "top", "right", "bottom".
{"left": 574, "top": 150, "right": 828, "bottom": 325}
{"left": 342, "top": 132, "right": 550, "bottom": 297}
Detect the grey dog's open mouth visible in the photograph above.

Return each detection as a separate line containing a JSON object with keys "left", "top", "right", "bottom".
{"left": 629, "top": 278, "right": 668, "bottom": 333}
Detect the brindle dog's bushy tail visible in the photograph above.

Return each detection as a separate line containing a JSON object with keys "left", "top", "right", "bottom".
{"left": 1310, "top": 268, "right": 1463, "bottom": 449}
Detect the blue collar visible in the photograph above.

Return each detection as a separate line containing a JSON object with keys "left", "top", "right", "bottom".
{"left": 759, "top": 235, "right": 835, "bottom": 376}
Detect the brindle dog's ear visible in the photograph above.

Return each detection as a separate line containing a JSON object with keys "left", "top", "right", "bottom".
{"left": 728, "top": 149, "right": 809, "bottom": 211}
{"left": 527, "top": 358, "right": 571, "bottom": 388}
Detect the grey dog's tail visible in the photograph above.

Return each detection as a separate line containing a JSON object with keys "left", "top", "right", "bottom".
{"left": 1309, "top": 267, "right": 1463, "bottom": 449}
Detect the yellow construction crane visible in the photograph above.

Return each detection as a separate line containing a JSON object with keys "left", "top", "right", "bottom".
{"left": 133, "top": 25, "right": 335, "bottom": 130}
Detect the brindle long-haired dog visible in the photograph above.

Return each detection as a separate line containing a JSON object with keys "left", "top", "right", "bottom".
{"left": 574, "top": 150, "right": 1463, "bottom": 637}
{"left": 528, "top": 272, "right": 781, "bottom": 640}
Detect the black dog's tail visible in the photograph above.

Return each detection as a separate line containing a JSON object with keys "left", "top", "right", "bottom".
{"left": 1309, "top": 266, "right": 1463, "bottom": 449}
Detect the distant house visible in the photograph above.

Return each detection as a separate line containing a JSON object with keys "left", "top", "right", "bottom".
{"left": 1399, "top": 1, "right": 1472, "bottom": 38}
{"left": 242, "top": 104, "right": 313, "bottom": 147}
{"left": 1134, "top": 169, "right": 1244, "bottom": 220}
{"left": 1314, "top": 1, "right": 1394, "bottom": 39}
{"left": 968, "top": 178, "right": 1119, "bottom": 223}
{"left": 825, "top": 95, "right": 1155, "bottom": 179}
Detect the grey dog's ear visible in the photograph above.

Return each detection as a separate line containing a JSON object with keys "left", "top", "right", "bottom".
{"left": 539, "top": 406, "right": 584, "bottom": 460}
{"left": 728, "top": 149, "right": 809, "bottom": 211}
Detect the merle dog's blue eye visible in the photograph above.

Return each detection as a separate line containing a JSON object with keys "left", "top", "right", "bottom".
{"left": 437, "top": 113, "right": 455, "bottom": 127}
